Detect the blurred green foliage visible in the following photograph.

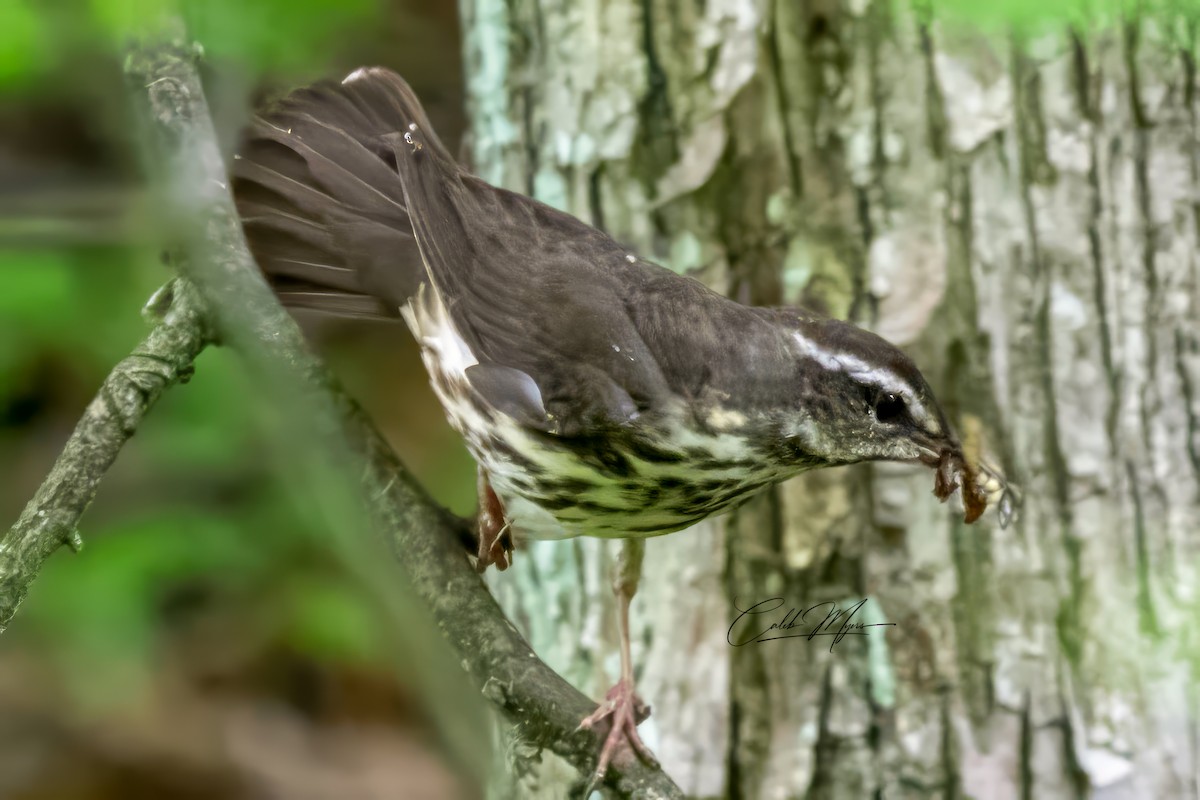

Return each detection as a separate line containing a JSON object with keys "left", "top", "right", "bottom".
{"left": 0, "top": 246, "right": 388, "bottom": 691}
{"left": 0, "top": 2, "right": 49, "bottom": 86}
{"left": 0, "top": 3, "right": 497, "bottom": 787}
{"left": 0, "top": 250, "right": 161, "bottom": 394}
{"left": 0, "top": 2, "right": 482, "bottom": 769}
{"left": 0, "top": 0, "right": 381, "bottom": 89}
{"left": 930, "top": 0, "right": 1200, "bottom": 42}
{"left": 182, "top": 0, "right": 376, "bottom": 71}
{"left": 0, "top": 236, "right": 485, "bottom": 789}
{"left": 935, "top": 0, "right": 1111, "bottom": 29}
{"left": 0, "top": 0, "right": 420, "bottom": 613}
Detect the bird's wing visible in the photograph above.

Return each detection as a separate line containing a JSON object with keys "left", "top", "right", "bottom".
{"left": 390, "top": 126, "right": 679, "bottom": 435}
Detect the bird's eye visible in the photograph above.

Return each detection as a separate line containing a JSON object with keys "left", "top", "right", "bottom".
{"left": 874, "top": 393, "right": 906, "bottom": 423}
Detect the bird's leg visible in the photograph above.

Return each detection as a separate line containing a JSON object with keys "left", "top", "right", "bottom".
{"left": 579, "top": 538, "right": 658, "bottom": 788}
{"left": 475, "top": 468, "right": 512, "bottom": 572}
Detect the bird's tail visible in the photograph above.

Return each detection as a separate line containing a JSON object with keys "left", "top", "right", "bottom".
{"left": 231, "top": 67, "right": 454, "bottom": 318}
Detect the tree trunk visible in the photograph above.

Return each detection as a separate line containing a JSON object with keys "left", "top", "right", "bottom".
{"left": 458, "top": 1, "right": 1200, "bottom": 797}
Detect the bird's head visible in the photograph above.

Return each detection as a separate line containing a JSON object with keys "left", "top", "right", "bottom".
{"left": 773, "top": 315, "right": 989, "bottom": 522}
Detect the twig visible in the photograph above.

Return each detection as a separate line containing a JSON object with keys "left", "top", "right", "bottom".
{"left": 0, "top": 279, "right": 211, "bottom": 632}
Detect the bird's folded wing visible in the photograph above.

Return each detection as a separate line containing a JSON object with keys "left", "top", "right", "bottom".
{"left": 388, "top": 128, "right": 676, "bottom": 436}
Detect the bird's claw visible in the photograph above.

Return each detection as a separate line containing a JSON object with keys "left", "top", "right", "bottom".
{"left": 475, "top": 521, "right": 511, "bottom": 572}
{"left": 475, "top": 473, "right": 513, "bottom": 572}
{"left": 578, "top": 678, "right": 657, "bottom": 793}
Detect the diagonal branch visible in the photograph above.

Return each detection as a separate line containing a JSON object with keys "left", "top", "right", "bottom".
{"left": 0, "top": 280, "right": 211, "bottom": 633}
{"left": 0, "top": 20, "right": 690, "bottom": 800}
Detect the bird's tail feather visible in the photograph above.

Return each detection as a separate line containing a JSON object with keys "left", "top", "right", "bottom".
{"left": 232, "top": 67, "right": 453, "bottom": 317}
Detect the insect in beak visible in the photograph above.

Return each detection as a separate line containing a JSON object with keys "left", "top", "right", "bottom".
{"left": 919, "top": 426, "right": 1019, "bottom": 528}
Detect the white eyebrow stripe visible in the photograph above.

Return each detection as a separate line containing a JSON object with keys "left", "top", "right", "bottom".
{"left": 790, "top": 331, "right": 936, "bottom": 429}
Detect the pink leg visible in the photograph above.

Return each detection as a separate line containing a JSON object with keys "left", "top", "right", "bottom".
{"left": 578, "top": 538, "right": 658, "bottom": 789}
{"left": 475, "top": 469, "right": 512, "bottom": 572}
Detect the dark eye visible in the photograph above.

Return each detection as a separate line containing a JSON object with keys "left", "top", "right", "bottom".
{"left": 874, "top": 393, "right": 906, "bottom": 423}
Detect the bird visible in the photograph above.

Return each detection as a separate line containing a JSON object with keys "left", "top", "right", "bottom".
{"left": 231, "top": 66, "right": 1010, "bottom": 787}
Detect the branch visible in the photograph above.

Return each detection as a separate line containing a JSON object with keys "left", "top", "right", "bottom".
{"left": 0, "top": 280, "right": 211, "bottom": 632}
{"left": 119, "top": 24, "right": 684, "bottom": 800}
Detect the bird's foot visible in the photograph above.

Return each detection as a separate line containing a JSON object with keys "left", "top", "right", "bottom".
{"left": 476, "top": 520, "right": 512, "bottom": 572}
{"left": 475, "top": 475, "right": 513, "bottom": 573}
{"left": 578, "top": 678, "right": 657, "bottom": 791}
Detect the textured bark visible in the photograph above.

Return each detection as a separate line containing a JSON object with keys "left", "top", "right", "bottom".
{"left": 460, "top": 1, "right": 1200, "bottom": 797}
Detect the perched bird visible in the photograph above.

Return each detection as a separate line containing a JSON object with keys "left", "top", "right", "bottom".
{"left": 232, "top": 67, "right": 1007, "bottom": 785}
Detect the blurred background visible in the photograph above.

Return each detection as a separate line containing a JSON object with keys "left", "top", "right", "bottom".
{"left": 0, "top": 1, "right": 482, "bottom": 797}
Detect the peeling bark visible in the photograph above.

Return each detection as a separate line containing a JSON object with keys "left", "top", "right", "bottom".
{"left": 463, "top": 1, "right": 1200, "bottom": 797}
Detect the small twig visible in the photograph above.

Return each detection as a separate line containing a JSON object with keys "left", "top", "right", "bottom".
{"left": 0, "top": 279, "right": 211, "bottom": 632}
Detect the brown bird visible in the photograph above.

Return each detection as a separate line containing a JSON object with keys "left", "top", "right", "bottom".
{"left": 231, "top": 67, "right": 1009, "bottom": 786}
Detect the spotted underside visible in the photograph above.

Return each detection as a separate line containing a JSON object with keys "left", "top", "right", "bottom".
{"left": 401, "top": 284, "right": 820, "bottom": 541}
